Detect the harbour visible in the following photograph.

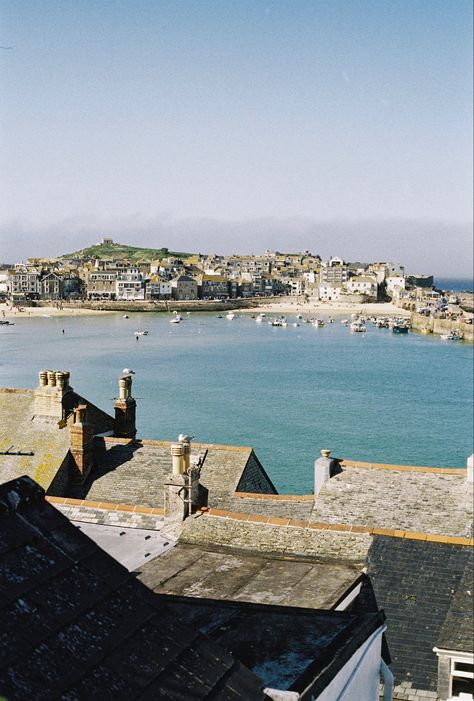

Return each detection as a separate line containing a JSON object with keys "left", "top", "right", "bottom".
{"left": 1, "top": 310, "right": 472, "bottom": 493}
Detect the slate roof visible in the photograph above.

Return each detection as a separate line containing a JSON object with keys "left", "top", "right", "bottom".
{"left": 70, "top": 437, "right": 276, "bottom": 509}
{"left": 367, "top": 535, "right": 473, "bottom": 691}
{"left": 152, "top": 596, "right": 386, "bottom": 695}
{"left": 0, "top": 390, "right": 70, "bottom": 487}
{"left": 0, "top": 388, "right": 114, "bottom": 491}
{"left": 437, "top": 564, "right": 474, "bottom": 654}
{"left": 311, "top": 464, "right": 473, "bottom": 537}
{"left": 0, "top": 476, "right": 268, "bottom": 700}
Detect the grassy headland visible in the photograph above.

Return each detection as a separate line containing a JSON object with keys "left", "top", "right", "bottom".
{"left": 61, "top": 242, "right": 192, "bottom": 262}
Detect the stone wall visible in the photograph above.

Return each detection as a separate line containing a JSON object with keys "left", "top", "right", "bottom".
{"left": 24, "top": 297, "right": 286, "bottom": 313}
{"left": 410, "top": 312, "right": 474, "bottom": 341}
{"left": 181, "top": 512, "right": 372, "bottom": 562}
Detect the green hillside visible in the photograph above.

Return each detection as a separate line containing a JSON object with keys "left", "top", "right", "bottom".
{"left": 61, "top": 241, "right": 192, "bottom": 262}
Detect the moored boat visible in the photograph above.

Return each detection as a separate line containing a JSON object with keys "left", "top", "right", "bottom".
{"left": 440, "top": 330, "right": 463, "bottom": 341}
{"left": 350, "top": 320, "right": 366, "bottom": 333}
{"left": 392, "top": 323, "right": 409, "bottom": 334}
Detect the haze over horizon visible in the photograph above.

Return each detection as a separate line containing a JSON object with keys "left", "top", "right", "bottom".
{"left": 0, "top": 1, "right": 472, "bottom": 276}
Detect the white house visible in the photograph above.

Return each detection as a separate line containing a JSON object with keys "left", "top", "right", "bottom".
{"left": 385, "top": 275, "right": 406, "bottom": 299}
{"left": 319, "top": 284, "right": 342, "bottom": 301}
{"left": 115, "top": 269, "right": 145, "bottom": 301}
{"left": 346, "top": 276, "right": 378, "bottom": 298}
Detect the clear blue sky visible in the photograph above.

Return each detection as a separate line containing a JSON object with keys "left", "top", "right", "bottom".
{"left": 0, "top": 1, "right": 472, "bottom": 275}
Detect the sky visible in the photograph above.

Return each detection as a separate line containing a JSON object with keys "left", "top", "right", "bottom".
{"left": 0, "top": 0, "right": 472, "bottom": 276}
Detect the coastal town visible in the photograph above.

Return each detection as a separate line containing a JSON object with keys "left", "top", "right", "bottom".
{"left": 1, "top": 237, "right": 472, "bottom": 312}
{"left": 1, "top": 238, "right": 472, "bottom": 341}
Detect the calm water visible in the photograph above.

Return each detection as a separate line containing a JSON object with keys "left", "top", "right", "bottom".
{"left": 1, "top": 312, "right": 472, "bottom": 493}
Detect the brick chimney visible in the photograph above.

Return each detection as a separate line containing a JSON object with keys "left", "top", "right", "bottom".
{"left": 34, "top": 369, "right": 72, "bottom": 422}
{"left": 69, "top": 404, "right": 94, "bottom": 484}
{"left": 114, "top": 375, "right": 136, "bottom": 438}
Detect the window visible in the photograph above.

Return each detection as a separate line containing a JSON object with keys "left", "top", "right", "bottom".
{"left": 451, "top": 657, "right": 474, "bottom": 699}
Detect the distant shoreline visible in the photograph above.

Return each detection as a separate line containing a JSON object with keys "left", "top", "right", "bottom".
{"left": 1, "top": 298, "right": 411, "bottom": 319}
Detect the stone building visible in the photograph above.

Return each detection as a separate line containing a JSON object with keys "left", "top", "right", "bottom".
{"left": 170, "top": 274, "right": 198, "bottom": 300}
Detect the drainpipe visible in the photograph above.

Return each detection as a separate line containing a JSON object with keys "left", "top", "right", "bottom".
{"left": 380, "top": 659, "right": 394, "bottom": 701}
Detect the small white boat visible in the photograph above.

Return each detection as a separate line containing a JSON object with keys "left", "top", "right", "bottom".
{"left": 256, "top": 314, "right": 265, "bottom": 323}
{"left": 226, "top": 312, "right": 236, "bottom": 320}
{"left": 441, "top": 331, "right": 463, "bottom": 341}
{"left": 312, "top": 319, "right": 325, "bottom": 328}
{"left": 341, "top": 319, "right": 348, "bottom": 324}
{"left": 350, "top": 320, "right": 366, "bottom": 333}
{"left": 123, "top": 315, "right": 129, "bottom": 319}
{"left": 293, "top": 322, "right": 300, "bottom": 327}
{"left": 134, "top": 330, "right": 149, "bottom": 336}
{"left": 169, "top": 317, "right": 180, "bottom": 324}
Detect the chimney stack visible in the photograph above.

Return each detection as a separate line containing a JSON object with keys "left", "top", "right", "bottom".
{"left": 164, "top": 437, "right": 200, "bottom": 524}
{"left": 34, "top": 369, "right": 72, "bottom": 421}
{"left": 314, "top": 448, "right": 340, "bottom": 497}
{"left": 114, "top": 375, "right": 136, "bottom": 438}
{"left": 69, "top": 404, "right": 94, "bottom": 484}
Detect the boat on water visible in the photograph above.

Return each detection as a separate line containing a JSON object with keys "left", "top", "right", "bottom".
{"left": 392, "top": 323, "right": 409, "bottom": 334}
{"left": 256, "top": 313, "right": 266, "bottom": 323}
{"left": 340, "top": 319, "right": 348, "bottom": 324}
{"left": 440, "top": 331, "right": 463, "bottom": 341}
{"left": 169, "top": 317, "right": 180, "bottom": 324}
{"left": 0, "top": 320, "right": 14, "bottom": 326}
{"left": 216, "top": 314, "right": 223, "bottom": 319}
{"left": 226, "top": 312, "right": 236, "bottom": 320}
{"left": 350, "top": 320, "right": 366, "bottom": 333}
{"left": 270, "top": 318, "right": 286, "bottom": 327}
{"left": 328, "top": 318, "right": 335, "bottom": 324}
{"left": 312, "top": 319, "right": 325, "bottom": 328}
{"left": 134, "top": 330, "right": 149, "bottom": 336}
{"left": 376, "top": 318, "right": 389, "bottom": 328}
{"left": 123, "top": 315, "right": 129, "bottom": 319}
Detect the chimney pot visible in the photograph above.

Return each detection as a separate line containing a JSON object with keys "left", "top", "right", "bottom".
{"left": 39, "top": 370, "right": 48, "bottom": 386}
{"left": 321, "top": 449, "right": 331, "bottom": 458}
{"left": 171, "top": 443, "right": 185, "bottom": 474}
{"left": 47, "top": 370, "right": 57, "bottom": 387}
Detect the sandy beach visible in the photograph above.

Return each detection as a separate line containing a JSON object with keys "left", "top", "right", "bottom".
{"left": 238, "top": 299, "right": 411, "bottom": 318}
{"left": 0, "top": 303, "right": 114, "bottom": 319}
{"left": 0, "top": 299, "right": 411, "bottom": 319}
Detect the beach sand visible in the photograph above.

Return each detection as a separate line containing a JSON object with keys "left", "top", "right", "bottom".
{"left": 0, "top": 299, "right": 411, "bottom": 319}
{"left": 0, "top": 303, "right": 114, "bottom": 319}
{"left": 237, "top": 300, "right": 411, "bottom": 317}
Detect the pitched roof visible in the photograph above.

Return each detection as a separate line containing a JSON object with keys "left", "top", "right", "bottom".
{"left": 71, "top": 438, "right": 277, "bottom": 509}
{"left": 311, "top": 463, "right": 473, "bottom": 537}
{"left": 0, "top": 388, "right": 114, "bottom": 492}
{"left": 0, "top": 476, "right": 268, "bottom": 700}
{"left": 367, "top": 535, "right": 473, "bottom": 690}
{"left": 0, "top": 390, "right": 70, "bottom": 488}
{"left": 437, "top": 562, "right": 474, "bottom": 654}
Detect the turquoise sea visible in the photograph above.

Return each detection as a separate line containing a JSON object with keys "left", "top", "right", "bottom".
{"left": 1, "top": 312, "right": 473, "bottom": 493}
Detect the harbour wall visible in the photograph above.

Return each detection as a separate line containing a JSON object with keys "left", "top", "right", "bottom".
{"left": 23, "top": 297, "right": 285, "bottom": 313}
{"left": 410, "top": 312, "right": 474, "bottom": 341}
